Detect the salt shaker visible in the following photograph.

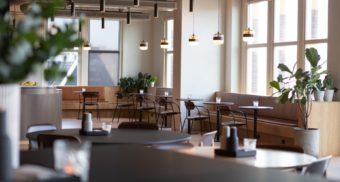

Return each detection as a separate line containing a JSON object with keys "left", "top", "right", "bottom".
{"left": 82, "top": 113, "right": 93, "bottom": 132}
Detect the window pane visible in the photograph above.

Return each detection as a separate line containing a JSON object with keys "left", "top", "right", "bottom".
{"left": 88, "top": 52, "right": 119, "bottom": 86}
{"left": 90, "top": 19, "right": 120, "bottom": 50}
{"left": 305, "top": 0, "right": 328, "bottom": 40}
{"left": 273, "top": 46, "right": 297, "bottom": 89}
{"left": 167, "top": 19, "right": 174, "bottom": 51}
{"left": 246, "top": 48, "right": 267, "bottom": 95}
{"left": 274, "top": 0, "right": 298, "bottom": 42}
{"left": 305, "top": 43, "right": 327, "bottom": 71}
{"left": 166, "top": 53, "right": 173, "bottom": 88}
{"left": 47, "top": 52, "right": 78, "bottom": 86}
{"left": 247, "top": 1, "right": 268, "bottom": 44}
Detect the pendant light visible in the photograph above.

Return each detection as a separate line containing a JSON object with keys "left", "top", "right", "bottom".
{"left": 242, "top": 28, "right": 254, "bottom": 42}
{"left": 189, "top": 0, "right": 194, "bottom": 12}
{"left": 100, "top": 0, "right": 105, "bottom": 12}
{"left": 134, "top": 0, "right": 140, "bottom": 7}
{"left": 140, "top": 23, "right": 149, "bottom": 51}
{"left": 213, "top": 0, "right": 224, "bottom": 45}
{"left": 127, "top": 9, "right": 131, "bottom": 25}
{"left": 188, "top": 12, "right": 199, "bottom": 46}
{"left": 160, "top": 21, "right": 169, "bottom": 49}
{"left": 101, "top": 17, "right": 105, "bottom": 29}
{"left": 154, "top": 1, "right": 159, "bottom": 18}
{"left": 71, "top": 2, "right": 75, "bottom": 17}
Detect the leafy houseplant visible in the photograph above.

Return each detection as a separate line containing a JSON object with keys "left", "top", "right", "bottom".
{"left": 323, "top": 74, "right": 337, "bottom": 101}
{"left": 270, "top": 48, "right": 326, "bottom": 129}
{"left": 149, "top": 75, "right": 158, "bottom": 87}
{"left": 118, "top": 77, "right": 136, "bottom": 96}
{"left": 135, "top": 72, "right": 152, "bottom": 92}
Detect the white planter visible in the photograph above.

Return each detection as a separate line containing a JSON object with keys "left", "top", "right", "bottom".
{"left": 324, "top": 89, "right": 334, "bottom": 102}
{"left": 294, "top": 127, "right": 320, "bottom": 157}
{"left": 314, "top": 91, "right": 325, "bottom": 101}
{"left": 0, "top": 84, "right": 20, "bottom": 168}
{"left": 150, "top": 82, "right": 155, "bottom": 87}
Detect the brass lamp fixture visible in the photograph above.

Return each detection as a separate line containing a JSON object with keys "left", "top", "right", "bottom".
{"left": 188, "top": 12, "right": 199, "bottom": 46}
{"left": 139, "top": 40, "right": 148, "bottom": 50}
{"left": 213, "top": 0, "right": 224, "bottom": 45}
{"left": 242, "top": 27, "right": 254, "bottom": 42}
{"left": 83, "top": 41, "right": 91, "bottom": 51}
{"left": 160, "top": 21, "right": 169, "bottom": 49}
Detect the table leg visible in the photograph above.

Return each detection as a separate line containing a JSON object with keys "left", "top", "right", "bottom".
{"left": 216, "top": 107, "right": 220, "bottom": 142}
{"left": 82, "top": 96, "right": 86, "bottom": 119}
{"left": 164, "top": 98, "right": 168, "bottom": 127}
{"left": 253, "top": 109, "right": 258, "bottom": 139}
{"left": 187, "top": 110, "right": 191, "bottom": 134}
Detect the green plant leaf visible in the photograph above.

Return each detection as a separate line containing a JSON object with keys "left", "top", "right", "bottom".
{"left": 269, "top": 81, "right": 280, "bottom": 91}
{"left": 305, "top": 47, "right": 320, "bottom": 67}
{"left": 277, "top": 64, "right": 293, "bottom": 74}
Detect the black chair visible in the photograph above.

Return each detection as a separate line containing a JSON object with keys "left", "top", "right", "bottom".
{"left": 82, "top": 91, "right": 100, "bottom": 120}
{"left": 219, "top": 106, "right": 249, "bottom": 137}
{"left": 118, "top": 122, "right": 159, "bottom": 130}
{"left": 37, "top": 133, "right": 80, "bottom": 149}
{"left": 132, "top": 95, "right": 156, "bottom": 123}
{"left": 182, "top": 101, "right": 211, "bottom": 134}
{"left": 112, "top": 93, "right": 134, "bottom": 123}
{"left": 26, "top": 123, "right": 57, "bottom": 150}
{"left": 156, "top": 97, "right": 181, "bottom": 131}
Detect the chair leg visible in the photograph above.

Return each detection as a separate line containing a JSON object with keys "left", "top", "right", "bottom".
{"left": 200, "top": 120, "right": 203, "bottom": 135}
{"left": 181, "top": 118, "right": 187, "bottom": 133}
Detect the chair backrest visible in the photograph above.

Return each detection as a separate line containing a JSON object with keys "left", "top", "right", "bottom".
{"left": 184, "top": 101, "right": 195, "bottom": 111}
{"left": 118, "top": 122, "right": 159, "bottom": 130}
{"left": 219, "top": 106, "right": 232, "bottom": 116}
{"left": 198, "top": 130, "right": 217, "bottom": 146}
{"left": 27, "top": 123, "right": 57, "bottom": 134}
{"left": 302, "top": 155, "right": 332, "bottom": 177}
{"left": 256, "top": 144, "right": 304, "bottom": 153}
{"left": 37, "top": 134, "right": 80, "bottom": 149}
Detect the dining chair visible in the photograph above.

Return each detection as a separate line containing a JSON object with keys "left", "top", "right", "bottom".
{"left": 26, "top": 124, "right": 57, "bottom": 150}
{"left": 82, "top": 91, "right": 101, "bottom": 120}
{"left": 118, "top": 122, "right": 159, "bottom": 130}
{"left": 301, "top": 155, "right": 332, "bottom": 177}
{"left": 37, "top": 133, "right": 81, "bottom": 149}
{"left": 219, "top": 106, "right": 249, "bottom": 137}
{"left": 182, "top": 101, "right": 211, "bottom": 134}
{"left": 198, "top": 130, "right": 217, "bottom": 146}
{"left": 112, "top": 93, "right": 134, "bottom": 123}
{"left": 156, "top": 97, "right": 181, "bottom": 131}
{"left": 132, "top": 95, "right": 156, "bottom": 123}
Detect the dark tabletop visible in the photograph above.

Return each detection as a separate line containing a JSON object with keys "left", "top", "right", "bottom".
{"left": 203, "top": 101, "right": 234, "bottom": 105}
{"left": 26, "top": 129, "right": 191, "bottom": 145}
{"left": 20, "top": 145, "right": 330, "bottom": 182}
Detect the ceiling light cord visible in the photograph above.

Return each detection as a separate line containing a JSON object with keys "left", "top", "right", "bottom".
{"left": 100, "top": 0, "right": 105, "bottom": 12}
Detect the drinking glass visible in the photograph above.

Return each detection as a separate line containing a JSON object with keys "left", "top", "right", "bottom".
{"left": 253, "top": 100, "right": 259, "bottom": 107}
{"left": 139, "top": 89, "right": 144, "bottom": 94}
{"left": 164, "top": 91, "right": 169, "bottom": 96}
{"left": 215, "top": 96, "right": 221, "bottom": 103}
{"left": 101, "top": 122, "right": 112, "bottom": 133}
{"left": 54, "top": 140, "right": 91, "bottom": 182}
{"left": 243, "top": 138, "right": 257, "bottom": 151}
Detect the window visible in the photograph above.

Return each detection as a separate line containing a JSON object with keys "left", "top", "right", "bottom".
{"left": 165, "top": 19, "right": 174, "bottom": 88}
{"left": 244, "top": 0, "right": 328, "bottom": 95}
{"left": 89, "top": 19, "right": 120, "bottom": 86}
{"left": 47, "top": 18, "right": 79, "bottom": 86}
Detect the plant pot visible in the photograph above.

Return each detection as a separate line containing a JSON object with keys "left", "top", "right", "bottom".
{"left": 324, "top": 89, "right": 334, "bottom": 102}
{"left": 150, "top": 82, "right": 155, "bottom": 87}
{"left": 293, "top": 127, "right": 320, "bottom": 157}
{"left": 314, "top": 90, "right": 325, "bottom": 101}
{"left": 0, "top": 84, "right": 20, "bottom": 168}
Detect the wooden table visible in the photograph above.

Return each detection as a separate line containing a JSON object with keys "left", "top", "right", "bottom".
{"left": 20, "top": 145, "right": 326, "bottom": 182}
{"left": 174, "top": 146, "right": 317, "bottom": 169}
{"left": 203, "top": 101, "right": 234, "bottom": 141}
{"left": 238, "top": 106, "right": 273, "bottom": 138}
{"left": 26, "top": 129, "right": 191, "bottom": 145}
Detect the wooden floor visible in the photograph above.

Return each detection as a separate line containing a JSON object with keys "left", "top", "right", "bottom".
{"left": 20, "top": 117, "right": 340, "bottom": 181}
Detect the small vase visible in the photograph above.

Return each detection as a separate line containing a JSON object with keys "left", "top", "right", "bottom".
{"left": 324, "top": 89, "right": 334, "bottom": 102}
{"left": 314, "top": 90, "right": 325, "bottom": 101}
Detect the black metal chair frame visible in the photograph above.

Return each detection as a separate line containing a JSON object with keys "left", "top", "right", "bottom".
{"left": 82, "top": 91, "right": 100, "bottom": 120}
{"left": 112, "top": 93, "right": 134, "bottom": 123}
{"left": 132, "top": 95, "right": 157, "bottom": 123}
{"left": 156, "top": 97, "right": 181, "bottom": 131}
{"left": 181, "top": 101, "right": 212, "bottom": 134}
{"left": 219, "top": 106, "right": 249, "bottom": 137}
{"left": 26, "top": 123, "right": 57, "bottom": 150}
{"left": 37, "top": 133, "right": 80, "bottom": 149}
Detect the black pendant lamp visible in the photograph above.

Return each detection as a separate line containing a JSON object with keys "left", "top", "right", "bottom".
{"left": 101, "top": 17, "right": 105, "bottom": 29}
{"left": 127, "top": 10, "right": 131, "bottom": 25}
{"left": 189, "top": 0, "right": 194, "bottom": 12}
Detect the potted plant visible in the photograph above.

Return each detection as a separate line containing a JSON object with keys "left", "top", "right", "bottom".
{"left": 118, "top": 77, "right": 136, "bottom": 96}
{"left": 323, "top": 74, "right": 337, "bottom": 101}
{"left": 270, "top": 47, "right": 326, "bottom": 157}
{"left": 0, "top": 0, "right": 83, "bottom": 170}
{"left": 149, "top": 75, "right": 158, "bottom": 87}
{"left": 135, "top": 72, "right": 152, "bottom": 92}
{"left": 313, "top": 79, "right": 325, "bottom": 101}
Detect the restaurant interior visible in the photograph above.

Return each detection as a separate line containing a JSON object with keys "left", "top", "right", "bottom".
{"left": 1, "top": 0, "right": 340, "bottom": 181}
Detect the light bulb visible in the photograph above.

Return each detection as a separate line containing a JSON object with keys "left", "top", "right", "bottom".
{"left": 213, "top": 32, "right": 224, "bottom": 45}
{"left": 243, "top": 28, "right": 254, "bottom": 42}
{"left": 160, "top": 38, "right": 169, "bottom": 49}
{"left": 139, "top": 40, "right": 148, "bottom": 50}
{"left": 83, "top": 42, "right": 91, "bottom": 51}
{"left": 188, "top": 34, "right": 199, "bottom": 46}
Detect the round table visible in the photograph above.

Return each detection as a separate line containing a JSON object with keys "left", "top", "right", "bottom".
{"left": 26, "top": 129, "right": 191, "bottom": 145}
{"left": 174, "top": 146, "right": 317, "bottom": 169}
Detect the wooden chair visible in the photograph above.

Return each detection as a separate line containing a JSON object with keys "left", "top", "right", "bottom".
{"left": 219, "top": 106, "right": 249, "bottom": 137}
{"left": 82, "top": 91, "right": 101, "bottom": 120}
{"left": 156, "top": 97, "right": 181, "bottom": 131}
{"left": 118, "top": 122, "right": 159, "bottom": 130}
{"left": 182, "top": 101, "right": 211, "bottom": 134}
{"left": 37, "top": 133, "right": 80, "bottom": 149}
{"left": 26, "top": 124, "right": 57, "bottom": 150}
{"left": 198, "top": 130, "right": 217, "bottom": 146}
{"left": 112, "top": 93, "right": 134, "bottom": 123}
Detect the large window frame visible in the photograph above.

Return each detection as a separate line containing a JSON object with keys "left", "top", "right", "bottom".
{"left": 165, "top": 19, "right": 174, "bottom": 88}
{"left": 242, "top": 0, "right": 328, "bottom": 95}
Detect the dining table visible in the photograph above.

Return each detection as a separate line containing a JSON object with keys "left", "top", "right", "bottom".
{"left": 19, "top": 145, "right": 326, "bottom": 182}
{"left": 238, "top": 105, "right": 273, "bottom": 138}
{"left": 203, "top": 101, "right": 234, "bottom": 141}
{"left": 26, "top": 128, "right": 191, "bottom": 145}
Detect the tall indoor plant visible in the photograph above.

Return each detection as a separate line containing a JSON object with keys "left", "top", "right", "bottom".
{"left": 270, "top": 47, "right": 326, "bottom": 157}
{"left": 0, "top": 0, "right": 82, "bottom": 169}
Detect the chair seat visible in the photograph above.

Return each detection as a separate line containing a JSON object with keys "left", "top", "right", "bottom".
{"left": 187, "top": 115, "right": 209, "bottom": 120}
{"left": 159, "top": 111, "right": 180, "bottom": 115}
{"left": 221, "top": 121, "right": 246, "bottom": 126}
{"left": 137, "top": 106, "right": 155, "bottom": 110}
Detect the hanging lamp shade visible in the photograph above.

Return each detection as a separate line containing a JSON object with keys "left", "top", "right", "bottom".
{"left": 243, "top": 28, "right": 254, "bottom": 42}
{"left": 139, "top": 40, "right": 148, "bottom": 51}
{"left": 188, "top": 34, "right": 199, "bottom": 46}
{"left": 83, "top": 41, "right": 91, "bottom": 51}
{"left": 160, "top": 38, "right": 169, "bottom": 49}
{"left": 213, "top": 32, "right": 224, "bottom": 45}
